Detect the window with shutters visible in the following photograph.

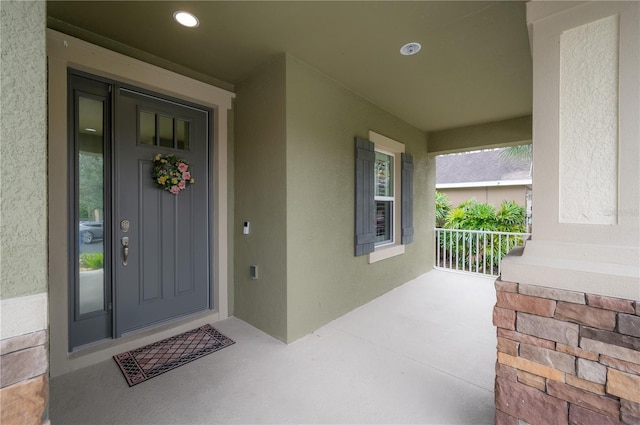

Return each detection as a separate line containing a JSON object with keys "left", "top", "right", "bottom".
{"left": 355, "top": 131, "right": 413, "bottom": 263}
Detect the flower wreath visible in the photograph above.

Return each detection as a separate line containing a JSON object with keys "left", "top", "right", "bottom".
{"left": 152, "top": 153, "right": 195, "bottom": 195}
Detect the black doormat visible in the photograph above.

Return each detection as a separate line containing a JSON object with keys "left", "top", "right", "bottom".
{"left": 114, "top": 324, "right": 235, "bottom": 386}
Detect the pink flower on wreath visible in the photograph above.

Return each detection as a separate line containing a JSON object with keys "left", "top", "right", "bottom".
{"left": 178, "top": 180, "right": 186, "bottom": 190}
{"left": 182, "top": 171, "right": 191, "bottom": 181}
{"left": 178, "top": 163, "right": 188, "bottom": 173}
{"left": 170, "top": 185, "right": 180, "bottom": 195}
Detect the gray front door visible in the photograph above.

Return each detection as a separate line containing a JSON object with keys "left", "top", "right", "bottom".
{"left": 115, "top": 88, "right": 210, "bottom": 335}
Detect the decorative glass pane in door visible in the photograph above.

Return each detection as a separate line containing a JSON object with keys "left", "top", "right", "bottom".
{"left": 138, "top": 111, "right": 191, "bottom": 151}
{"left": 139, "top": 110, "right": 155, "bottom": 145}
{"left": 158, "top": 115, "right": 173, "bottom": 148}
{"left": 176, "top": 119, "right": 190, "bottom": 150}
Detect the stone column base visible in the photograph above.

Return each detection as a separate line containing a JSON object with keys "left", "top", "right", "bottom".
{"left": 0, "top": 375, "right": 47, "bottom": 425}
{"left": 493, "top": 278, "right": 640, "bottom": 424}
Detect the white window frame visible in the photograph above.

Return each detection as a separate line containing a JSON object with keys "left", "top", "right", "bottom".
{"left": 368, "top": 131, "right": 405, "bottom": 263}
{"left": 374, "top": 148, "right": 396, "bottom": 247}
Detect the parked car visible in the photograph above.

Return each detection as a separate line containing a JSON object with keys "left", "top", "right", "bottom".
{"left": 79, "top": 221, "right": 104, "bottom": 244}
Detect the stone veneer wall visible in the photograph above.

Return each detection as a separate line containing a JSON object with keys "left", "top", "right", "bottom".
{"left": 493, "top": 278, "right": 640, "bottom": 425}
{"left": 0, "top": 331, "right": 48, "bottom": 425}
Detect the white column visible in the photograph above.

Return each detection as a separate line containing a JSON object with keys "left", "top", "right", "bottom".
{"left": 502, "top": 1, "right": 640, "bottom": 301}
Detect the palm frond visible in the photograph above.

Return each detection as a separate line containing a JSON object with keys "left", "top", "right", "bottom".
{"left": 499, "top": 145, "right": 532, "bottom": 161}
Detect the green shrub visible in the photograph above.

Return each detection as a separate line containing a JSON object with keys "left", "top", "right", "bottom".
{"left": 443, "top": 199, "right": 525, "bottom": 232}
{"left": 80, "top": 252, "right": 104, "bottom": 269}
{"left": 438, "top": 199, "right": 527, "bottom": 273}
{"left": 435, "top": 191, "right": 452, "bottom": 228}
{"left": 445, "top": 200, "right": 498, "bottom": 231}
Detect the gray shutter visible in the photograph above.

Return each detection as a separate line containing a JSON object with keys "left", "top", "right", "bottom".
{"left": 355, "top": 137, "right": 375, "bottom": 256}
{"left": 402, "top": 152, "right": 414, "bottom": 244}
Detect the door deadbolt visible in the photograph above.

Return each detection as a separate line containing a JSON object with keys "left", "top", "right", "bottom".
{"left": 120, "top": 219, "right": 130, "bottom": 232}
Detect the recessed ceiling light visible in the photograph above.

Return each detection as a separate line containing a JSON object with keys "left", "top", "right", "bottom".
{"left": 173, "top": 11, "right": 199, "bottom": 28}
{"left": 400, "top": 42, "right": 422, "bottom": 56}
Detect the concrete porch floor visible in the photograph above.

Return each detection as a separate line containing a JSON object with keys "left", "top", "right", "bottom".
{"left": 49, "top": 270, "right": 497, "bottom": 424}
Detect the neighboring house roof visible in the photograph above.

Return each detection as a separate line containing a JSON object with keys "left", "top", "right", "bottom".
{"left": 436, "top": 148, "right": 532, "bottom": 188}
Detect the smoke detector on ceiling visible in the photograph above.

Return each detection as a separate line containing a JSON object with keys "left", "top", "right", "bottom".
{"left": 400, "top": 42, "right": 422, "bottom": 56}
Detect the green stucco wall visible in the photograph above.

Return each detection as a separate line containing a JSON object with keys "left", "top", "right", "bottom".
{"left": 285, "top": 55, "right": 433, "bottom": 341}
{"left": 234, "top": 56, "right": 288, "bottom": 341}
{"left": 233, "top": 53, "right": 435, "bottom": 343}
{"left": 0, "top": 1, "right": 48, "bottom": 300}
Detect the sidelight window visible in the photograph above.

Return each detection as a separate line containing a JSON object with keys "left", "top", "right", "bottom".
{"left": 69, "top": 72, "right": 113, "bottom": 350}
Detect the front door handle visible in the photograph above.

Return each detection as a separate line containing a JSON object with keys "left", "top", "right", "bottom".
{"left": 122, "top": 236, "right": 129, "bottom": 266}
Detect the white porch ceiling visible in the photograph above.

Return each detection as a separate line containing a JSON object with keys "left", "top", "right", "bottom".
{"left": 47, "top": 1, "right": 532, "bottom": 133}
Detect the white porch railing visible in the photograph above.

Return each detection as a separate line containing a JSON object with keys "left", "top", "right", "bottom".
{"left": 435, "top": 228, "right": 531, "bottom": 277}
